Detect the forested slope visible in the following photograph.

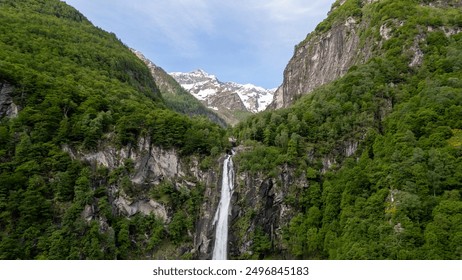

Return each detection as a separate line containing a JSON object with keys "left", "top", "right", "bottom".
{"left": 0, "top": 0, "right": 226, "bottom": 259}
{"left": 233, "top": 0, "right": 462, "bottom": 259}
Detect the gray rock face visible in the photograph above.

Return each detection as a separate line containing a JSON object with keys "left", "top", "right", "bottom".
{"left": 271, "top": 16, "right": 370, "bottom": 109}
{"left": 270, "top": 0, "right": 461, "bottom": 110}
{"left": 0, "top": 82, "right": 18, "bottom": 118}
{"left": 229, "top": 161, "right": 306, "bottom": 258}
{"left": 64, "top": 135, "right": 222, "bottom": 259}
{"left": 65, "top": 136, "right": 184, "bottom": 182}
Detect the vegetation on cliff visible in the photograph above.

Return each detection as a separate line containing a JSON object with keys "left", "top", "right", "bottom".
{"left": 233, "top": 0, "right": 462, "bottom": 259}
{"left": 0, "top": 0, "right": 226, "bottom": 259}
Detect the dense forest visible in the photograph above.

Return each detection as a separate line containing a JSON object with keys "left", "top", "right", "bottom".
{"left": 0, "top": 0, "right": 461, "bottom": 260}
{"left": 0, "top": 0, "right": 227, "bottom": 259}
{"left": 233, "top": 0, "right": 462, "bottom": 259}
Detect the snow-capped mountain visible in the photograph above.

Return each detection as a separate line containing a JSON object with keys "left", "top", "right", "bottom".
{"left": 170, "top": 70, "right": 275, "bottom": 114}
{"left": 131, "top": 49, "right": 227, "bottom": 126}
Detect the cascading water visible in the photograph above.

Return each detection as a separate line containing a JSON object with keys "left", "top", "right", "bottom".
{"left": 212, "top": 153, "right": 235, "bottom": 260}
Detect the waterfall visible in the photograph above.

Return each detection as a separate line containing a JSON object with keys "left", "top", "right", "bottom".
{"left": 212, "top": 153, "right": 234, "bottom": 260}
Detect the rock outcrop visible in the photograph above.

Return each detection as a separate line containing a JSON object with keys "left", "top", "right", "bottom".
{"left": 0, "top": 81, "right": 18, "bottom": 118}
{"left": 229, "top": 158, "right": 307, "bottom": 258}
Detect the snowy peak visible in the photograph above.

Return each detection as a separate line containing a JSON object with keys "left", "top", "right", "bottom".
{"left": 170, "top": 69, "right": 275, "bottom": 113}
{"left": 169, "top": 69, "right": 219, "bottom": 95}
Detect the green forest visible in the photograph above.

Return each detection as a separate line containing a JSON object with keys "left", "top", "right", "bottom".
{"left": 0, "top": 0, "right": 461, "bottom": 260}
{"left": 233, "top": 0, "right": 462, "bottom": 259}
{"left": 0, "top": 0, "right": 227, "bottom": 259}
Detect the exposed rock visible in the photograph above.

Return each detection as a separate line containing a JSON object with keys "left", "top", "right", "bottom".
{"left": 193, "top": 156, "right": 222, "bottom": 259}
{"left": 422, "top": 0, "right": 462, "bottom": 8}
{"left": 64, "top": 136, "right": 182, "bottom": 182}
{"left": 131, "top": 49, "right": 227, "bottom": 127}
{"left": 228, "top": 162, "right": 304, "bottom": 258}
{"left": 170, "top": 69, "right": 275, "bottom": 114}
{"left": 362, "top": 0, "right": 379, "bottom": 4}
{"left": 64, "top": 135, "right": 219, "bottom": 251}
{"left": 170, "top": 70, "right": 275, "bottom": 125}
{"left": 0, "top": 82, "right": 18, "bottom": 118}
{"left": 270, "top": 16, "right": 372, "bottom": 109}
{"left": 409, "top": 34, "right": 425, "bottom": 68}
{"left": 380, "top": 24, "right": 393, "bottom": 41}
{"left": 394, "top": 222, "right": 404, "bottom": 233}
{"left": 114, "top": 196, "right": 168, "bottom": 222}
{"left": 82, "top": 204, "right": 95, "bottom": 221}
{"left": 322, "top": 157, "right": 337, "bottom": 173}
{"left": 345, "top": 141, "right": 359, "bottom": 157}
{"left": 428, "top": 26, "right": 462, "bottom": 37}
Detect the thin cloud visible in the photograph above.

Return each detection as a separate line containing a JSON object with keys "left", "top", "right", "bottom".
{"left": 260, "top": 0, "right": 330, "bottom": 22}
{"left": 125, "top": 0, "right": 215, "bottom": 57}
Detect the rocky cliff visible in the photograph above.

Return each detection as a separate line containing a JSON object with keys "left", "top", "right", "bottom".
{"left": 270, "top": 0, "right": 462, "bottom": 109}
{"left": 270, "top": 0, "right": 378, "bottom": 109}
{"left": 63, "top": 135, "right": 224, "bottom": 259}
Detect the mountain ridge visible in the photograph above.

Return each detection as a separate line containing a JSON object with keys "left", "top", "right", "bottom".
{"left": 170, "top": 69, "right": 275, "bottom": 125}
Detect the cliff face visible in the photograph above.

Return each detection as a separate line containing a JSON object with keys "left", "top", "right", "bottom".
{"left": 271, "top": 0, "right": 462, "bottom": 109}
{"left": 64, "top": 136, "right": 222, "bottom": 259}
{"left": 230, "top": 164, "right": 304, "bottom": 258}
{"left": 270, "top": 0, "right": 378, "bottom": 109}
{"left": 272, "top": 18, "right": 364, "bottom": 109}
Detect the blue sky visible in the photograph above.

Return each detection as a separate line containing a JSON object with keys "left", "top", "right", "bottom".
{"left": 63, "top": 0, "right": 333, "bottom": 89}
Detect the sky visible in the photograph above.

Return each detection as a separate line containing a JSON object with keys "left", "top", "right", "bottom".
{"left": 63, "top": 0, "right": 333, "bottom": 89}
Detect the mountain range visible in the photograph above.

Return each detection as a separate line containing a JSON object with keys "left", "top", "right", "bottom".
{"left": 170, "top": 70, "right": 275, "bottom": 125}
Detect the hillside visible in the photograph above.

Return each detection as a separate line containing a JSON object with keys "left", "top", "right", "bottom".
{"left": 0, "top": 0, "right": 227, "bottom": 259}
{"left": 131, "top": 50, "right": 227, "bottom": 127}
{"left": 232, "top": 0, "right": 462, "bottom": 259}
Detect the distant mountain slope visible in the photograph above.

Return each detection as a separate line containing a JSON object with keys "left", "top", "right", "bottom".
{"left": 132, "top": 50, "right": 227, "bottom": 127}
{"left": 170, "top": 70, "right": 275, "bottom": 125}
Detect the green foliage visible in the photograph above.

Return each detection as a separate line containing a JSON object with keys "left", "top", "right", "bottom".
{"left": 234, "top": 0, "right": 462, "bottom": 260}
{"left": 0, "top": 0, "right": 223, "bottom": 260}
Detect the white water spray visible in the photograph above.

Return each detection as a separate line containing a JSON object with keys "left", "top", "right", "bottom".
{"left": 212, "top": 153, "right": 235, "bottom": 260}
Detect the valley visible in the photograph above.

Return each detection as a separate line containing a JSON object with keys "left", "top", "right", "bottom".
{"left": 0, "top": 0, "right": 461, "bottom": 260}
